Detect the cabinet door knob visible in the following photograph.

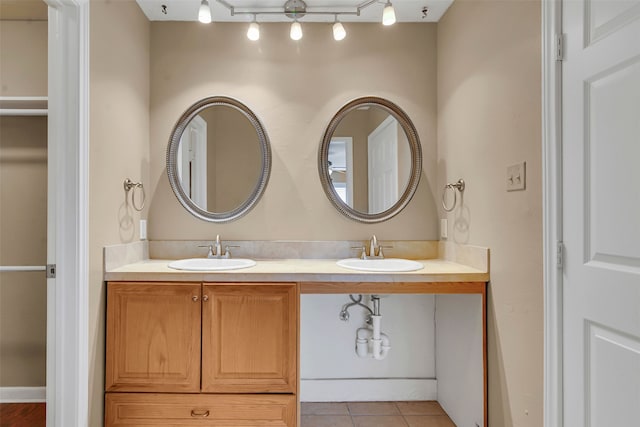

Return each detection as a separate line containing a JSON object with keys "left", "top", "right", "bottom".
{"left": 192, "top": 295, "right": 199, "bottom": 302}
{"left": 203, "top": 295, "right": 209, "bottom": 302}
{"left": 191, "top": 409, "right": 210, "bottom": 417}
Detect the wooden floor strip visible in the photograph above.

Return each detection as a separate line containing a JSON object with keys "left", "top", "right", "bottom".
{"left": 0, "top": 403, "right": 46, "bottom": 427}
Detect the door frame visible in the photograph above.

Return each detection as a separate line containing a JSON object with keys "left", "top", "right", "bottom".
{"left": 40, "top": 0, "right": 565, "bottom": 425}
{"left": 542, "top": 1, "right": 563, "bottom": 427}
{"left": 178, "top": 115, "right": 207, "bottom": 207}
{"left": 329, "top": 136, "right": 354, "bottom": 206}
{"left": 45, "top": 0, "right": 90, "bottom": 426}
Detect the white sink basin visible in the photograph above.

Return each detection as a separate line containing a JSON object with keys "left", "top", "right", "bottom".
{"left": 336, "top": 258, "right": 424, "bottom": 272}
{"left": 168, "top": 258, "right": 257, "bottom": 271}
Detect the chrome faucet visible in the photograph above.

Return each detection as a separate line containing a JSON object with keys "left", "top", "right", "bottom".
{"left": 215, "top": 235, "right": 222, "bottom": 258}
{"left": 369, "top": 235, "right": 379, "bottom": 258}
{"left": 352, "top": 235, "right": 392, "bottom": 259}
{"left": 198, "top": 235, "right": 224, "bottom": 259}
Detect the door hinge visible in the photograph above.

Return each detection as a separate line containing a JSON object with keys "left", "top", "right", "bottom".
{"left": 556, "top": 34, "right": 565, "bottom": 61}
{"left": 556, "top": 241, "right": 564, "bottom": 269}
{"left": 46, "top": 264, "right": 56, "bottom": 278}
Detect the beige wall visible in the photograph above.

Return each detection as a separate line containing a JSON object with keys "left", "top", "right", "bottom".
{"left": 89, "top": 1, "right": 150, "bottom": 424}
{"left": 198, "top": 106, "right": 261, "bottom": 212}
{"left": 148, "top": 22, "right": 439, "bottom": 240}
{"left": 0, "top": 18, "right": 47, "bottom": 388}
{"left": 0, "top": 0, "right": 47, "bottom": 21}
{"left": 437, "top": 1, "right": 542, "bottom": 426}
{"left": 0, "top": 20, "right": 47, "bottom": 96}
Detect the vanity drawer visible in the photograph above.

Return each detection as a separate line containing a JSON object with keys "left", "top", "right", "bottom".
{"left": 105, "top": 393, "right": 296, "bottom": 426}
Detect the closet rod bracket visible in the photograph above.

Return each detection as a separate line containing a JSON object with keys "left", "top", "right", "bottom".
{"left": 47, "top": 264, "right": 56, "bottom": 278}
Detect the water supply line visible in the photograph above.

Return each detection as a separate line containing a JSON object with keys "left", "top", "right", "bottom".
{"left": 339, "top": 294, "right": 373, "bottom": 322}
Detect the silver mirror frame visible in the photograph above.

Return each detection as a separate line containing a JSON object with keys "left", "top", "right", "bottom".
{"left": 166, "top": 96, "right": 271, "bottom": 223}
{"left": 318, "top": 97, "right": 422, "bottom": 223}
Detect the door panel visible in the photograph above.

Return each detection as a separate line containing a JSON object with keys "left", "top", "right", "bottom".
{"left": 586, "top": 0, "right": 640, "bottom": 44}
{"left": 202, "top": 283, "right": 297, "bottom": 393}
{"left": 586, "top": 322, "right": 640, "bottom": 425}
{"left": 562, "top": 1, "right": 640, "bottom": 425}
{"left": 105, "top": 282, "right": 202, "bottom": 392}
{"left": 587, "top": 57, "right": 640, "bottom": 267}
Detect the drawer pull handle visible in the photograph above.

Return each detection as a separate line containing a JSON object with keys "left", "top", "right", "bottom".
{"left": 191, "top": 409, "right": 210, "bottom": 417}
{"left": 203, "top": 295, "right": 209, "bottom": 302}
{"left": 192, "top": 295, "right": 199, "bottom": 302}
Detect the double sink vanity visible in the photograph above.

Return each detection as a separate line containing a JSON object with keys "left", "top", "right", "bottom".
{"left": 103, "top": 239, "right": 489, "bottom": 427}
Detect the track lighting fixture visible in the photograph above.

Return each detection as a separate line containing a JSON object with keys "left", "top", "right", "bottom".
{"left": 198, "top": 0, "right": 212, "bottom": 24}
{"left": 247, "top": 16, "right": 260, "bottom": 41}
{"left": 382, "top": 1, "right": 396, "bottom": 26}
{"left": 333, "top": 16, "right": 346, "bottom": 41}
{"left": 198, "top": 0, "right": 398, "bottom": 40}
{"left": 290, "top": 20, "right": 303, "bottom": 41}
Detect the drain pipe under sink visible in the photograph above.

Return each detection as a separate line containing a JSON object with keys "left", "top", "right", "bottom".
{"left": 355, "top": 295, "right": 391, "bottom": 360}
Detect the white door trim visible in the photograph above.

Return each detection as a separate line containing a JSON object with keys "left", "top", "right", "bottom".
{"left": 45, "top": 0, "right": 90, "bottom": 426}
{"left": 542, "top": 1, "right": 563, "bottom": 426}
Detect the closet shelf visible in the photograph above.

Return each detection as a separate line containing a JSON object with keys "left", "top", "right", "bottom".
{"left": 0, "top": 96, "right": 48, "bottom": 116}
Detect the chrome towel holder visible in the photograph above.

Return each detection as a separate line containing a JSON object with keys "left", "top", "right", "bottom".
{"left": 442, "top": 179, "right": 465, "bottom": 212}
{"left": 124, "top": 178, "right": 146, "bottom": 212}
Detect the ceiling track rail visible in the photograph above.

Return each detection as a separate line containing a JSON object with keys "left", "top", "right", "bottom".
{"left": 215, "top": 0, "right": 379, "bottom": 18}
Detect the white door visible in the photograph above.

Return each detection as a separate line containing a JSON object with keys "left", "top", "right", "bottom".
{"left": 562, "top": 1, "right": 640, "bottom": 426}
{"left": 177, "top": 115, "right": 207, "bottom": 207}
{"left": 368, "top": 116, "right": 398, "bottom": 212}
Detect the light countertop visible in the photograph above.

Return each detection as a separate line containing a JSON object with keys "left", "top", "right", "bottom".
{"left": 104, "top": 258, "right": 489, "bottom": 283}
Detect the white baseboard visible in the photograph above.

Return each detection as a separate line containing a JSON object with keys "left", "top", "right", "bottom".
{"left": 300, "top": 379, "right": 437, "bottom": 402}
{"left": 0, "top": 387, "right": 46, "bottom": 403}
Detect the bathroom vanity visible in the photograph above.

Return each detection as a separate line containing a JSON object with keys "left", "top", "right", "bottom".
{"left": 103, "top": 244, "right": 489, "bottom": 427}
{"left": 105, "top": 281, "right": 298, "bottom": 425}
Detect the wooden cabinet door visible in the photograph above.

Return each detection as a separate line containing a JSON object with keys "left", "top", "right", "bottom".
{"left": 201, "top": 283, "right": 297, "bottom": 393}
{"left": 106, "top": 282, "right": 201, "bottom": 392}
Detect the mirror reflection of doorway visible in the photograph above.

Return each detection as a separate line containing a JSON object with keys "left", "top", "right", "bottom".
{"left": 177, "top": 115, "right": 207, "bottom": 207}
{"left": 328, "top": 137, "right": 353, "bottom": 206}
{"left": 367, "top": 116, "right": 398, "bottom": 212}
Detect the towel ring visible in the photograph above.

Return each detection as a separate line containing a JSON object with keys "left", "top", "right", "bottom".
{"left": 442, "top": 179, "right": 465, "bottom": 212}
{"left": 124, "top": 178, "right": 146, "bottom": 212}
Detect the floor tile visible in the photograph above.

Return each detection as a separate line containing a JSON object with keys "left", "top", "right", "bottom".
{"left": 395, "top": 401, "right": 446, "bottom": 416}
{"left": 301, "top": 415, "right": 354, "bottom": 427}
{"left": 404, "top": 415, "right": 456, "bottom": 427}
{"left": 348, "top": 402, "right": 401, "bottom": 415}
{"left": 302, "top": 402, "right": 350, "bottom": 415}
{"left": 352, "top": 415, "right": 409, "bottom": 427}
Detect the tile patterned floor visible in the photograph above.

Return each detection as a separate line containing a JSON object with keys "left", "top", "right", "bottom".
{"left": 301, "top": 401, "right": 456, "bottom": 427}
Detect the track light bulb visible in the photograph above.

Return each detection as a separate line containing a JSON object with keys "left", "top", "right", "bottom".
{"left": 382, "top": 1, "right": 396, "bottom": 26}
{"left": 198, "top": 0, "right": 212, "bottom": 24}
{"left": 247, "top": 21, "right": 260, "bottom": 41}
{"left": 333, "top": 21, "right": 346, "bottom": 41}
{"left": 290, "top": 21, "right": 303, "bottom": 40}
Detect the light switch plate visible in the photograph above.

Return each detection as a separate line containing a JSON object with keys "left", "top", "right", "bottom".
{"left": 440, "top": 218, "right": 448, "bottom": 239}
{"left": 507, "top": 161, "right": 526, "bottom": 191}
